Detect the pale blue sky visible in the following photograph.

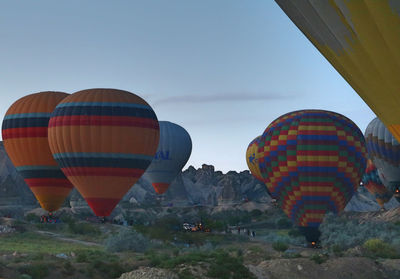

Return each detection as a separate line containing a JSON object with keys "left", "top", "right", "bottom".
{"left": 0, "top": 1, "right": 375, "bottom": 172}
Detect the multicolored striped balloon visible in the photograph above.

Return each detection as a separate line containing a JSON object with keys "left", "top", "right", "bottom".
{"left": 365, "top": 117, "right": 400, "bottom": 202}
{"left": 47, "top": 88, "right": 160, "bottom": 216}
{"left": 258, "top": 110, "right": 367, "bottom": 242}
{"left": 246, "top": 136, "right": 263, "bottom": 182}
{"left": 362, "top": 159, "right": 392, "bottom": 209}
{"left": 2, "top": 92, "right": 74, "bottom": 212}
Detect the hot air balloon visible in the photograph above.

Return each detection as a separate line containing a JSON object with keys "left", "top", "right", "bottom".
{"left": 275, "top": 1, "right": 400, "bottom": 142}
{"left": 257, "top": 110, "right": 367, "bottom": 244}
{"left": 1, "top": 92, "right": 74, "bottom": 212}
{"left": 246, "top": 136, "right": 272, "bottom": 198}
{"left": 361, "top": 159, "right": 393, "bottom": 210}
{"left": 365, "top": 117, "right": 400, "bottom": 203}
{"left": 142, "top": 121, "right": 192, "bottom": 194}
{"left": 47, "top": 88, "right": 159, "bottom": 217}
{"left": 246, "top": 136, "right": 263, "bottom": 182}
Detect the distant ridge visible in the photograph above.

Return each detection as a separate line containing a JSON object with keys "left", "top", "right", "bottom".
{"left": 0, "top": 142, "right": 398, "bottom": 214}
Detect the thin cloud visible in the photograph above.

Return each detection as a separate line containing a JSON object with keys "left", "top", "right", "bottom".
{"left": 152, "top": 92, "right": 295, "bottom": 106}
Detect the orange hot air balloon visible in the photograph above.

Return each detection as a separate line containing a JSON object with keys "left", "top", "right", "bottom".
{"left": 47, "top": 88, "right": 160, "bottom": 217}
{"left": 1, "top": 92, "right": 74, "bottom": 212}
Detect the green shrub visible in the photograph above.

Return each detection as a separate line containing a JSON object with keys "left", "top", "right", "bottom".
{"left": 19, "top": 264, "right": 49, "bottom": 279}
{"left": 25, "top": 213, "right": 38, "bottom": 223}
{"left": 248, "top": 246, "right": 263, "bottom": 253}
{"left": 259, "top": 231, "right": 305, "bottom": 246}
{"left": 320, "top": 213, "right": 400, "bottom": 249}
{"left": 67, "top": 220, "right": 100, "bottom": 235}
{"left": 272, "top": 241, "right": 288, "bottom": 252}
{"left": 363, "top": 238, "right": 399, "bottom": 259}
{"left": 250, "top": 209, "right": 263, "bottom": 217}
{"left": 62, "top": 261, "right": 75, "bottom": 276}
{"left": 178, "top": 269, "right": 196, "bottom": 279}
{"left": 288, "top": 228, "right": 302, "bottom": 238}
{"left": 12, "top": 220, "right": 27, "bottom": 232}
{"left": 146, "top": 252, "right": 171, "bottom": 267}
{"left": 105, "top": 228, "right": 150, "bottom": 253}
{"left": 75, "top": 249, "right": 117, "bottom": 264}
{"left": 206, "top": 250, "right": 255, "bottom": 279}
{"left": 31, "top": 252, "right": 45, "bottom": 261}
{"left": 172, "top": 248, "right": 180, "bottom": 257}
{"left": 90, "top": 260, "right": 126, "bottom": 278}
{"left": 146, "top": 249, "right": 255, "bottom": 278}
{"left": 204, "top": 219, "right": 226, "bottom": 232}
{"left": 154, "top": 216, "right": 181, "bottom": 231}
{"left": 310, "top": 253, "right": 328, "bottom": 264}
{"left": 59, "top": 214, "right": 75, "bottom": 224}
{"left": 276, "top": 218, "right": 292, "bottom": 229}
{"left": 282, "top": 251, "right": 301, "bottom": 259}
{"left": 331, "top": 244, "right": 344, "bottom": 257}
{"left": 211, "top": 210, "right": 251, "bottom": 226}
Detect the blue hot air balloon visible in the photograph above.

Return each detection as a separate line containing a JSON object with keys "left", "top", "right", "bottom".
{"left": 143, "top": 121, "right": 192, "bottom": 194}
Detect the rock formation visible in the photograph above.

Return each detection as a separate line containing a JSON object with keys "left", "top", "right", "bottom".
{"left": 0, "top": 141, "right": 398, "bottom": 214}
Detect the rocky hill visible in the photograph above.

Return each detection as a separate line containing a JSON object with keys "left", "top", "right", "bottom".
{"left": 0, "top": 142, "right": 398, "bottom": 215}
{"left": 0, "top": 142, "right": 36, "bottom": 217}
{"left": 71, "top": 163, "right": 400, "bottom": 213}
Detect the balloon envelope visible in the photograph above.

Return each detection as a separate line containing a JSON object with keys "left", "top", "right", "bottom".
{"left": 365, "top": 117, "right": 400, "bottom": 202}
{"left": 275, "top": 0, "right": 400, "bottom": 142}
{"left": 2, "top": 92, "right": 74, "bottom": 212}
{"left": 246, "top": 136, "right": 263, "bottom": 182}
{"left": 258, "top": 110, "right": 367, "bottom": 242}
{"left": 47, "top": 88, "right": 160, "bottom": 216}
{"left": 362, "top": 159, "right": 392, "bottom": 209}
{"left": 142, "top": 121, "right": 192, "bottom": 194}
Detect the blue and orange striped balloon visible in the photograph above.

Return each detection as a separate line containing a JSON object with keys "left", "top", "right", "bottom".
{"left": 362, "top": 159, "right": 392, "bottom": 209}
{"left": 142, "top": 121, "right": 192, "bottom": 195}
{"left": 365, "top": 117, "right": 400, "bottom": 202}
{"left": 2, "top": 92, "right": 74, "bottom": 212}
{"left": 257, "top": 110, "right": 367, "bottom": 242}
{"left": 47, "top": 88, "right": 160, "bottom": 216}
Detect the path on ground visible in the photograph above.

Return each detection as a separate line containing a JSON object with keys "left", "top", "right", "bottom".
{"left": 36, "top": 230, "right": 101, "bottom": 246}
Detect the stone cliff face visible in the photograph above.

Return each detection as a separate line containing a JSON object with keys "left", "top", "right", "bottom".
{"left": 0, "top": 142, "right": 37, "bottom": 216}
{"left": 0, "top": 140, "right": 398, "bottom": 213}
{"left": 0, "top": 142, "right": 35, "bottom": 204}
{"left": 345, "top": 186, "right": 399, "bottom": 212}
{"left": 69, "top": 164, "right": 270, "bottom": 208}
{"left": 67, "top": 163, "right": 400, "bottom": 212}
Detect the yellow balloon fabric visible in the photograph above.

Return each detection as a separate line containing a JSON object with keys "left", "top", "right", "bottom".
{"left": 275, "top": 0, "right": 400, "bottom": 141}
{"left": 246, "top": 136, "right": 263, "bottom": 182}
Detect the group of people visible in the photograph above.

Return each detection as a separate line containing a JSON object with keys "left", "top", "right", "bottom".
{"left": 236, "top": 226, "right": 256, "bottom": 237}
{"left": 40, "top": 213, "right": 60, "bottom": 223}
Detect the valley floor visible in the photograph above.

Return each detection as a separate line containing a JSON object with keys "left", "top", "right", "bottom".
{"left": 1, "top": 207, "right": 400, "bottom": 279}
